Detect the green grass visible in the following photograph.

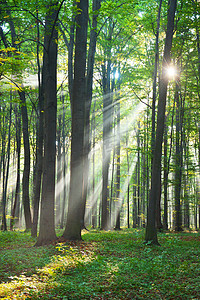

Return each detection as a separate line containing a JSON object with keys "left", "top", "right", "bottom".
{"left": 0, "top": 229, "right": 200, "bottom": 299}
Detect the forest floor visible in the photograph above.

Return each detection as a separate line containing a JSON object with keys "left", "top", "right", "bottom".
{"left": 0, "top": 229, "right": 199, "bottom": 299}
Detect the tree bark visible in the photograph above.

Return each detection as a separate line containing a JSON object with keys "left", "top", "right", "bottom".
{"left": 101, "top": 62, "right": 113, "bottom": 230}
{"left": 151, "top": 0, "right": 163, "bottom": 159}
{"left": 137, "top": 124, "right": 141, "bottom": 227}
{"left": 56, "top": 114, "right": 62, "bottom": 227}
{"left": 126, "top": 132, "right": 130, "bottom": 229}
{"left": 174, "top": 77, "right": 183, "bottom": 231}
{"left": 115, "top": 97, "right": 121, "bottom": 230}
{"left": 1, "top": 103, "right": 12, "bottom": 231}
{"left": 62, "top": 0, "right": 89, "bottom": 240}
{"left": 60, "top": 93, "right": 67, "bottom": 229}
{"left": 183, "top": 140, "right": 190, "bottom": 228}
{"left": 36, "top": 1, "right": 59, "bottom": 245}
{"left": 91, "top": 102, "right": 97, "bottom": 228}
{"left": 132, "top": 166, "right": 137, "bottom": 228}
{"left": 145, "top": 0, "right": 177, "bottom": 244}
{"left": 31, "top": 10, "right": 44, "bottom": 237}
{"left": 19, "top": 90, "right": 32, "bottom": 230}
{"left": 10, "top": 104, "right": 21, "bottom": 230}
{"left": 82, "top": 0, "right": 102, "bottom": 229}
{"left": 163, "top": 117, "right": 168, "bottom": 230}
{"left": 4, "top": 2, "right": 32, "bottom": 231}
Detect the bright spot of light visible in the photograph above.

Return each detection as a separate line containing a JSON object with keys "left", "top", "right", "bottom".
{"left": 114, "top": 70, "right": 120, "bottom": 80}
{"left": 167, "top": 66, "right": 176, "bottom": 78}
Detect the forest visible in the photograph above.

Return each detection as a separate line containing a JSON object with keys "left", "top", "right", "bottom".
{"left": 0, "top": 0, "right": 200, "bottom": 299}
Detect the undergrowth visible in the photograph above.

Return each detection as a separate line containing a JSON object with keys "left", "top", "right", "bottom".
{"left": 0, "top": 229, "right": 199, "bottom": 299}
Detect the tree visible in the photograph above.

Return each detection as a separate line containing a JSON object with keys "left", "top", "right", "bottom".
{"left": 145, "top": 0, "right": 177, "bottom": 244}
{"left": 62, "top": 0, "right": 89, "bottom": 240}
{"left": 82, "top": 0, "right": 102, "bottom": 229}
{"left": 19, "top": 90, "right": 32, "bottom": 230}
{"left": 115, "top": 88, "right": 121, "bottom": 230}
{"left": 1, "top": 103, "right": 12, "bottom": 231}
{"left": 6, "top": 4, "right": 32, "bottom": 231}
{"left": 174, "top": 67, "right": 183, "bottom": 231}
{"left": 10, "top": 105, "right": 21, "bottom": 230}
{"left": 36, "top": 0, "right": 60, "bottom": 246}
{"left": 31, "top": 7, "right": 44, "bottom": 237}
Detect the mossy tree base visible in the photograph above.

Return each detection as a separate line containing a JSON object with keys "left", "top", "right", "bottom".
{"left": 144, "top": 240, "right": 161, "bottom": 246}
{"left": 34, "top": 236, "right": 58, "bottom": 247}
{"left": 145, "top": 225, "right": 160, "bottom": 246}
{"left": 62, "top": 223, "right": 82, "bottom": 241}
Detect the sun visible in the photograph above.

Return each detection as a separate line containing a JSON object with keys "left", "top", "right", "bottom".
{"left": 167, "top": 66, "right": 176, "bottom": 78}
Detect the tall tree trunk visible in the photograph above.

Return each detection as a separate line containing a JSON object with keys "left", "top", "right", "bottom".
{"left": 151, "top": 0, "right": 163, "bottom": 232}
{"left": 151, "top": 0, "right": 163, "bottom": 159}
{"left": 2, "top": 103, "right": 12, "bottom": 230}
{"left": 137, "top": 124, "right": 141, "bottom": 227}
{"left": 163, "top": 95, "right": 175, "bottom": 229}
{"left": 198, "top": 126, "right": 200, "bottom": 229}
{"left": 31, "top": 9, "right": 44, "bottom": 237}
{"left": 1, "top": 115, "right": 6, "bottom": 230}
{"left": 132, "top": 166, "right": 137, "bottom": 228}
{"left": 60, "top": 93, "right": 67, "bottom": 229}
{"left": 92, "top": 103, "right": 97, "bottom": 228}
{"left": 115, "top": 98, "right": 121, "bottom": 230}
{"left": 36, "top": 1, "right": 59, "bottom": 246}
{"left": 101, "top": 61, "right": 113, "bottom": 230}
{"left": 163, "top": 117, "right": 168, "bottom": 230}
{"left": 83, "top": 0, "right": 102, "bottom": 226}
{"left": 110, "top": 130, "right": 116, "bottom": 228}
{"left": 145, "top": 0, "right": 177, "bottom": 244}
{"left": 19, "top": 90, "right": 32, "bottom": 230}
{"left": 1, "top": 0, "right": 32, "bottom": 230}
{"left": 56, "top": 115, "right": 62, "bottom": 227}
{"left": 62, "top": 0, "right": 89, "bottom": 240}
{"left": 126, "top": 132, "right": 130, "bottom": 229}
{"left": 174, "top": 77, "right": 183, "bottom": 231}
{"left": 82, "top": 0, "right": 102, "bottom": 229}
{"left": 10, "top": 104, "right": 21, "bottom": 230}
{"left": 192, "top": 0, "right": 200, "bottom": 229}
{"left": 142, "top": 132, "right": 146, "bottom": 228}
{"left": 183, "top": 138, "right": 190, "bottom": 228}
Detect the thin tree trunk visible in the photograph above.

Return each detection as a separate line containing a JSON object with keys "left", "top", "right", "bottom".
{"left": 142, "top": 131, "right": 146, "bottom": 228}
{"left": 92, "top": 102, "right": 97, "bottom": 228}
{"left": 151, "top": 0, "right": 163, "bottom": 159}
{"left": 132, "top": 167, "right": 137, "bottom": 228}
{"left": 10, "top": 104, "right": 21, "bottom": 230}
{"left": 101, "top": 62, "right": 113, "bottom": 230}
{"left": 163, "top": 117, "right": 168, "bottom": 230}
{"left": 60, "top": 93, "right": 67, "bottom": 229}
{"left": 1, "top": 106, "right": 6, "bottom": 230}
{"left": 2, "top": 103, "right": 12, "bottom": 230}
{"left": 110, "top": 117, "right": 116, "bottom": 227}
{"left": 19, "top": 90, "right": 32, "bottom": 230}
{"left": 137, "top": 124, "right": 140, "bottom": 227}
{"left": 56, "top": 115, "right": 62, "bottom": 227}
{"left": 126, "top": 132, "right": 130, "bottom": 229}
{"left": 174, "top": 70, "right": 183, "bottom": 231}
{"left": 115, "top": 98, "right": 121, "bottom": 230}
{"left": 1, "top": 0, "right": 32, "bottom": 230}
{"left": 183, "top": 139, "right": 190, "bottom": 228}
{"left": 31, "top": 9, "right": 44, "bottom": 237}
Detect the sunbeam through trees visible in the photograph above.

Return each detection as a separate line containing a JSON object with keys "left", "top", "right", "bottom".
{"left": 0, "top": 0, "right": 200, "bottom": 246}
